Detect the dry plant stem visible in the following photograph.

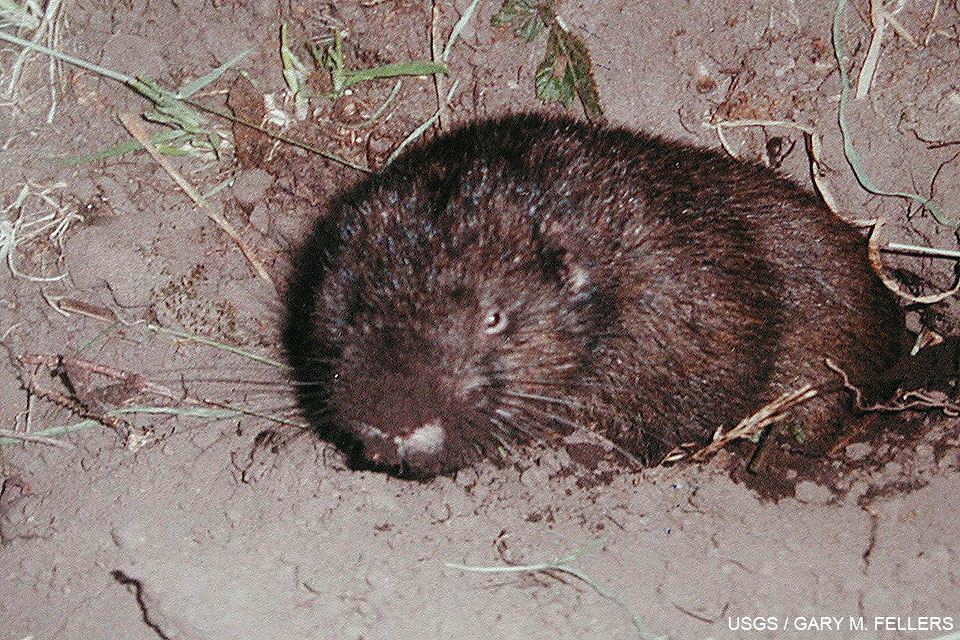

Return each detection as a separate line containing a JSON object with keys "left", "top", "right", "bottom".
{"left": 826, "top": 358, "right": 960, "bottom": 415}
{"left": 181, "top": 97, "right": 371, "bottom": 173}
{"left": 0, "top": 428, "right": 74, "bottom": 449}
{"left": 854, "top": 0, "right": 888, "bottom": 99}
{"left": 825, "top": 359, "right": 882, "bottom": 411}
{"left": 711, "top": 119, "right": 842, "bottom": 218}
{"left": 17, "top": 355, "right": 134, "bottom": 443}
{"left": 801, "top": 131, "right": 843, "bottom": 219}
{"left": 50, "top": 297, "right": 120, "bottom": 323}
{"left": 689, "top": 384, "right": 817, "bottom": 462}
{"left": 19, "top": 354, "right": 180, "bottom": 402}
{"left": 884, "top": 242, "right": 960, "bottom": 261}
{"left": 867, "top": 220, "right": 960, "bottom": 303}
{"left": 119, "top": 113, "right": 277, "bottom": 293}
{"left": 430, "top": 0, "right": 448, "bottom": 131}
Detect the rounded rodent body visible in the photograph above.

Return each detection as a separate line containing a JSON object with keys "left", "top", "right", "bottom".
{"left": 283, "top": 114, "right": 904, "bottom": 477}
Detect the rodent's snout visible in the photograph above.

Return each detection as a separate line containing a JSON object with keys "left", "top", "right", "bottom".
{"left": 333, "top": 352, "right": 475, "bottom": 475}
{"left": 354, "top": 416, "right": 447, "bottom": 470}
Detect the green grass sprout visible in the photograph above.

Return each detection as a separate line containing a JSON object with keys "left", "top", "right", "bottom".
{"left": 448, "top": 542, "right": 665, "bottom": 640}
{"left": 178, "top": 47, "right": 251, "bottom": 99}
{"left": 0, "top": 29, "right": 129, "bottom": 82}
{"left": 280, "top": 23, "right": 311, "bottom": 120}
{"left": 0, "top": 30, "right": 246, "bottom": 159}
{"left": 831, "top": 0, "right": 958, "bottom": 237}
{"left": 147, "top": 324, "right": 287, "bottom": 369}
{"left": 316, "top": 28, "right": 446, "bottom": 100}
{"left": 59, "top": 129, "right": 194, "bottom": 164}
{"left": 0, "top": 30, "right": 370, "bottom": 170}
{"left": 123, "top": 46, "right": 255, "bottom": 160}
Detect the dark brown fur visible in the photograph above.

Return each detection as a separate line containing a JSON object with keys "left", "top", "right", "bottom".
{"left": 282, "top": 114, "right": 904, "bottom": 478}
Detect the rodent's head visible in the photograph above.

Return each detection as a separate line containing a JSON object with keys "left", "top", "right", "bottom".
{"left": 284, "top": 184, "right": 609, "bottom": 478}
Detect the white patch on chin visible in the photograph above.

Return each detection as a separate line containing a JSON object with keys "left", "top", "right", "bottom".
{"left": 396, "top": 419, "right": 446, "bottom": 458}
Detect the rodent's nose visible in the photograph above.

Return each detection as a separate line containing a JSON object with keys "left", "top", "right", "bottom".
{"left": 340, "top": 359, "right": 451, "bottom": 436}
{"left": 394, "top": 419, "right": 446, "bottom": 458}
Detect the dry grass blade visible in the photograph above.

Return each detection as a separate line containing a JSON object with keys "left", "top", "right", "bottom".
{"left": 867, "top": 220, "right": 960, "bottom": 304}
{"left": 0, "top": 427, "right": 74, "bottom": 448}
{"left": 147, "top": 324, "right": 286, "bottom": 368}
{"left": 385, "top": 79, "right": 459, "bottom": 165}
{"left": 689, "top": 384, "right": 818, "bottom": 462}
{"left": 711, "top": 118, "right": 843, "bottom": 218}
{"left": 447, "top": 543, "right": 665, "bottom": 640}
{"left": 0, "top": 420, "right": 97, "bottom": 447}
{"left": 2, "top": 0, "right": 65, "bottom": 122}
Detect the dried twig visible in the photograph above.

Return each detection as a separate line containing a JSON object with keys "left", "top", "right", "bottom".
{"left": 119, "top": 112, "right": 277, "bottom": 293}
{"left": 826, "top": 358, "right": 960, "bottom": 415}
{"left": 687, "top": 384, "right": 818, "bottom": 462}
{"left": 15, "top": 353, "right": 137, "bottom": 445}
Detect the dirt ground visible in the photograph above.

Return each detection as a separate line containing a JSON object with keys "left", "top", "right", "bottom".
{"left": 1, "top": 0, "right": 959, "bottom": 639}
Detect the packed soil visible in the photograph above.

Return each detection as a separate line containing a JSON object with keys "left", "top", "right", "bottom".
{"left": 1, "top": 1, "right": 958, "bottom": 639}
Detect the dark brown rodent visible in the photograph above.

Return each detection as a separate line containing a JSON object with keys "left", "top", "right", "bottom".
{"left": 282, "top": 114, "right": 904, "bottom": 478}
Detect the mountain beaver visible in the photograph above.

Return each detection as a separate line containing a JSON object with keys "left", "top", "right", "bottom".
{"left": 282, "top": 114, "right": 904, "bottom": 478}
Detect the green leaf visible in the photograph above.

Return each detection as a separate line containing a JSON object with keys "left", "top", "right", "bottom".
{"left": 56, "top": 129, "right": 188, "bottom": 164}
{"left": 280, "top": 23, "right": 308, "bottom": 95}
{"left": 178, "top": 47, "right": 252, "bottom": 98}
{"left": 534, "top": 20, "right": 604, "bottom": 122}
{"left": 342, "top": 60, "right": 446, "bottom": 89}
{"left": 492, "top": 0, "right": 548, "bottom": 42}
{"left": 535, "top": 30, "right": 574, "bottom": 106}
{"left": 491, "top": 0, "right": 604, "bottom": 122}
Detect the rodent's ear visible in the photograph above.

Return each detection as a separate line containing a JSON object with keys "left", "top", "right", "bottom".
{"left": 537, "top": 242, "right": 590, "bottom": 293}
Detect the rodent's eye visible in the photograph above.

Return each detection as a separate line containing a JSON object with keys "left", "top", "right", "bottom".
{"left": 483, "top": 308, "right": 508, "bottom": 335}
